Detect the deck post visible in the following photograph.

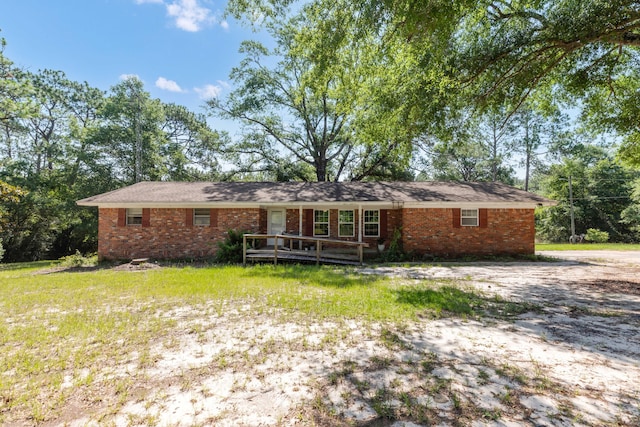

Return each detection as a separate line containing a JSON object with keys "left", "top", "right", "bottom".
{"left": 358, "top": 244, "right": 363, "bottom": 265}
{"left": 274, "top": 237, "right": 278, "bottom": 265}
{"left": 316, "top": 240, "right": 321, "bottom": 265}
{"left": 243, "top": 234, "right": 247, "bottom": 266}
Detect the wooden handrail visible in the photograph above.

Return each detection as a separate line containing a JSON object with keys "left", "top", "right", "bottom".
{"left": 243, "top": 233, "right": 369, "bottom": 266}
{"left": 243, "top": 233, "right": 369, "bottom": 247}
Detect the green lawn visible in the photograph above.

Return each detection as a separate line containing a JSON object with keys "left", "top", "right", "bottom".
{"left": 536, "top": 242, "right": 640, "bottom": 251}
{"left": 1, "top": 261, "right": 535, "bottom": 423}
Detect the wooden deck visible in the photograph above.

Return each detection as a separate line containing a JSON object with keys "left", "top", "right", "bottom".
{"left": 243, "top": 234, "right": 370, "bottom": 266}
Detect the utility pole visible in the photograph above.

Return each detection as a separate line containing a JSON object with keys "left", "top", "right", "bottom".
{"left": 568, "top": 175, "right": 576, "bottom": 243}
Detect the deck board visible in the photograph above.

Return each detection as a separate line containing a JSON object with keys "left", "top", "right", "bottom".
{"left": 245, "top": 251, "right": 361, "bottom": 266}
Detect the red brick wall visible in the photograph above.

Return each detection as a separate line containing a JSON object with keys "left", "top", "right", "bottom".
{"left": 97, "top": 206, "right": 534, "bottom": 260}
{"left": 98, "top": 207, "right": 263, "bottom": 260}
{"left": 402, "top": 208, "right": 535, "bottom": 256}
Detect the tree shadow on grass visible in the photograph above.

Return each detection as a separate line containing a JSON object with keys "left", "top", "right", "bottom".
{"left": 0, "top": 260, "right": 60, "bottom": 272}
{"left": 240, "top": 264, "right": 383, "bottom": 288}
{"left": 393, "top": 285, "right": 542, "bottom": 320}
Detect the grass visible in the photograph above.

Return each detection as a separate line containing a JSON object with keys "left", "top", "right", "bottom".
{"left": 0, "top": 262, "right": 540, "bottom": 424}
{"left": 536, "top": 242, "right": 640, "bottom": 251}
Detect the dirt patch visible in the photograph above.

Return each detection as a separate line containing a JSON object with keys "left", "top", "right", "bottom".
{"left": 10, "top": 251, "right": 640, "bottom": 426}
{"left": 578, "top": 279, "right": 640, "bottom": 296}
{"left": 111, "top": 261, "right": 163, "bottom": 272}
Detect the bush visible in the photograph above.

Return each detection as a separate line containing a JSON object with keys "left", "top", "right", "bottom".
{"left": 379, "top": 228, "right": 406, "bottom": 262}
{"left": 59, "top": 250, "right": 98, "bottom": 267}
{"left": 585, "top": 228, "right": 609, "bottom": 243}
{"left": 214, "top": 229, "right": 247, "bottom": 264}
{"left": 0, "top": 238, "right": 4, "bottom": 261}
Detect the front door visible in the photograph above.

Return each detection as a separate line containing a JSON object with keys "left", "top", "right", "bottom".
{"left": 268, "top": 209, "right": 285, "bottom": 246}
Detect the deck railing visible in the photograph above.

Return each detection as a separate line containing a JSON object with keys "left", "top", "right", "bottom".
{"left": 242, "top": 233, "right": 369, "bottom": 266}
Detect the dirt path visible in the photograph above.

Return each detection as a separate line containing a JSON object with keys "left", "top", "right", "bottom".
{"left": 56, "top": 252, "right": 640, "bottom": 426}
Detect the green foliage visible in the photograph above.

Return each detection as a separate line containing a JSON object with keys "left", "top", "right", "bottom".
{"left": 210, "top": 6, "right": 417, "bottom": 182}
{"left": 0, "top": 36, "right": 224, "bottom": 262}
{"left": 535, "top": 146, "right": 640, "bottom": 243}
{"left": 214, "top": 229, "right": 247, "bottom": 264}
{"left": 536, "top": 242, "right": 640, "bottom": 251}
{"left": 379, "top": 228, "right": 406, "bottom": 263}
{"left": 0, "top": 238, "right": 4, "bottom": 261}
{"left": 59, "top": 250, "right": 97, "bottom": 267}
{"left": 584, "top": 228, "right": 609, "bottom": 243}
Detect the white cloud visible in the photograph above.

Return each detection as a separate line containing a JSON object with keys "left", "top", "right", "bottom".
{"left": 166, "top": 0, "right": 213, "bottom": 32}
{"left": 220, "top": 20, "right": 229, "bottom": 30}
{"left": 194, "top": 84, "right": 222, "bottom": 99}
{"left": 155, "top": 77, "right": 184, "bottom": 92}
{"left": 134, "top": 0, "right": 163, "bottom": 4}
{"left": 120, "top": 73, "right": 141, "bottom": 81}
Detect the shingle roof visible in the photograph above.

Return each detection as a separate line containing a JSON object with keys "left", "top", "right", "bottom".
{"left": 77, "top": 181, "right": 555, "bottom": 206}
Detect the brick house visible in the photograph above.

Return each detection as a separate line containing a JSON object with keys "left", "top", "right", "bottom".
{"left": 77, "top": 181, "right": 554, "bottom": 261}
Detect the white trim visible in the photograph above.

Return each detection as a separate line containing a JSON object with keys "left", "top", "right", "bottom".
{"left": 193, "top": 208, "right": 210, "bottom": 226}
{"left": 338, "top": 209, "right": 355, "bottom": 237}
{"left": 358, "top": 205, "right": 363, "bottom": 243}
{"left": 79, "top": 201, "right": 547, "bottom": 209}
{"left": 126, "top": 208, "right": 142, "bottom": 226}
{"left": 267, "top": 208, "right": 286, "bottom": 246}
{"left": 461, "top": 208, "right": 479, "bottom": 227}
{"left": 363, "top": 209, "right": 380, "bottom": 238}
{"left": 313, "top": 209, "right": 330, "bottom": 237}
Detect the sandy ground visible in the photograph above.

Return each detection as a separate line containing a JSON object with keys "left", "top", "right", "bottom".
{"left": 54, "top": 251, "right": 640, "bottom": 426}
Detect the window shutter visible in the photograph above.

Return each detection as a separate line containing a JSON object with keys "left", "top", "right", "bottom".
{"left": 304, "top": 209, "right": 314, "bottom": 236}
{"left": 479, "top": 208, "right": 488, "bottom": 228}
{"left": 452, "top": 208, "right": 461, "bottom": 228}
{"left": 185, "top": 208, "right": 193, "bottom": 227}
{"left": 210, "top": 209, "right": 218, "bottom": 228}
{"left": 142, "top": 208, "right": 151, "bottom": 227}
{"left": 380, "top": 209, "right": 388, "bottom": 239}
{"left": 118, "top": 208, "right": 126, "bottom": 227}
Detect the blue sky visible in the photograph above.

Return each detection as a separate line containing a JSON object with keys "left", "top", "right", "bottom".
{"left": 2, "top": 0, "right": 263, "bottom": 134}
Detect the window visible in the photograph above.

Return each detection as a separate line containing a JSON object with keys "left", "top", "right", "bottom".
{"left": 194, "top": 208, "right": 210, "bottom": 226}
{"left": 363, "top": 210, "right": 379, "bottom": 237}
{"left": 461, "top": 209, "right": 478, "bottom": 226}
{"left": 126, "top": 208, "right": 142, "bottom": 225}
{"left": 338, "top": 210, "right": 354, "bottom": 237}
{"left": 314, "top": 210, "right": 329, "bottom": 236}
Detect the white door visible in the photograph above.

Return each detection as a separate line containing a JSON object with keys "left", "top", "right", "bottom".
{"left": 268, "top": 209, "right": 285, "bottom": 246}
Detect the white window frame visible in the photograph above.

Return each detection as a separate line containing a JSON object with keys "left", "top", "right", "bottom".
{"left": 194, "top": 208, "right": 210, "bottom": 226}
{"left": 363, "top": 209, "right": 380, "bottom": 237}
{"left": 338, "top": 210, "right": 355, "bottom": 237}
{"left": 461, "top": 209, "right": 479, "bottom": 226}
{"left": 314, "top": 209, "right": 330, "bottom": 237}
{"left": 126, "top": 208, "right": 142, "bottom": 225}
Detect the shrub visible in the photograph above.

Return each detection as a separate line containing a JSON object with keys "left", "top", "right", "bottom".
{"left": 0, "top": 238, "right": 4, "bottom": 261}
{"left": 59, "top": 250, "right": 98, "bottom": 267}
{"left": 214, "top": 229, "right": 247, "bottom": 264}
{"left": 585, "top": 228, "right": 609, "bottom": 243}
{"left": 379, "top": 228, "right": 405, "bottom": 262}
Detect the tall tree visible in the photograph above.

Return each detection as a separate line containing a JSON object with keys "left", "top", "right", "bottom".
{"left": 161, "top": 103, "right": 224, "bottom": 181}
{"left": 209, "top": 31, "right": 355, "bottom": 182}
{"left": 229, "top": 0, "right": 640, "bottom": 164}
{"left": 211, "top": 7, "right": 421, "bottom": 182}
{"left": 95, "top": 77, "right": 166, "bottom": 184}
{"left": 536, "top": 145, "right": 639, "bottom": 242}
